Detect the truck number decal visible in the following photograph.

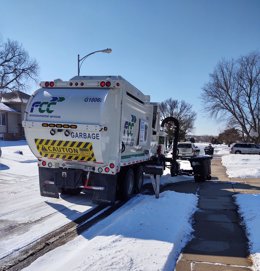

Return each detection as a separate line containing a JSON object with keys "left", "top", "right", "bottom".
{"left": 84, "top": 97, "right": 102, "bottom": 103}
{"left": 30, "top": 97, "right": 65, "bottom": 114}
{"left": 35, "top": 139, "right": 96, "bottom": 162}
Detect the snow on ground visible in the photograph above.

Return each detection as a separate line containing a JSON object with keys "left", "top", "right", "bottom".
{"left": 195, "top": 143, "right": 231, "bottom": 156}
{"left": 2, "top": 140, "right": 260, "bottom": 270}
{"left": 220, "top": 149, "right": 260, "bottom": 270}
{"left": 0, "top": 141, "right": 197, "bottom": 270}
{"left": 222, "top": 154, "right": 260, "bottom": 178}
{"left": 24, "top": 191, "right": 197, "bottom": 271}
{"left": 235, "top": 194, "right": 260, "bottom": 271}
{"left": 0, "top": 141, "right": 96, "bottom": 259}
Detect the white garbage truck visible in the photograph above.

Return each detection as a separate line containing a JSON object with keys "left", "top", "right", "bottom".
{"left": 23, "top": 76, "right": 166, "bottom": 202}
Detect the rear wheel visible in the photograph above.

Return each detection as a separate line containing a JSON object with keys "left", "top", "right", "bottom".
{"left": 121, "top": 168, "right": 135, "bottom": 200}
{"left": 134, "top": 166, "right": 144, "bottom": 193}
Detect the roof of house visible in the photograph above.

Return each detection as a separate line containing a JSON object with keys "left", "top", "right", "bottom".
{"left": 0, "top": 91, "right": 30, "bottom": 104}
{"left": 0, "top": 102, "right": 19, "bottom": 113}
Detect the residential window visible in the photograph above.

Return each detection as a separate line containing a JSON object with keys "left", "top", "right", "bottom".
{"left": 0, "top": 113, "right": 6, "bottom": 125}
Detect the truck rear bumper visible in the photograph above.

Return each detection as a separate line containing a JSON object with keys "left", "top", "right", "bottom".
{"left": 39, "top": 167, "right": 117, "bottom": 203}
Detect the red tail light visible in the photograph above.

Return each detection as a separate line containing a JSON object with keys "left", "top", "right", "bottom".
{"left": 44, "top": 81, "right": 55, "bottom": 87}
{"left": 100, "top": 81, "right": 111, "bottom": 87}
{"left": 100, "top": 81, "right": 106, "bottom": 87}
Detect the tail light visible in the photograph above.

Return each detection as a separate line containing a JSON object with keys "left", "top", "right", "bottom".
{"left": 109, "top": 163, "right": 115, "bottom": 169}
{"left": 44, "top": 81, "right": 55, "bottom": 87}
{"left": 100, "top": 81, "right": 111, "bottom": 87}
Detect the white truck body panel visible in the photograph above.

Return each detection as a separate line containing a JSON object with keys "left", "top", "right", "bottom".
{"left": 23, "top": 76, "right": 159, "bottom": 175}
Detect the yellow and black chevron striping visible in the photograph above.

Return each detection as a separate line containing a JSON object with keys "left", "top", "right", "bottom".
{"left": 35, "top": 139, "right": 96, "bottom": 162}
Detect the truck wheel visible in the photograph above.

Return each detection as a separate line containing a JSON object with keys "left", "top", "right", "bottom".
{"left": 134, "top": 166, "right": 144, "bottom": 193}
{"left": 122, "top": 168, "right": 135, "bottom": 200}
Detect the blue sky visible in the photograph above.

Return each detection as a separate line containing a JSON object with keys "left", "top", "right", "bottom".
{"left": 1, "top": 0, "right": 259, "bottom": 135}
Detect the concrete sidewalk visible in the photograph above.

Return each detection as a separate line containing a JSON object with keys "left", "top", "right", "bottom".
{"left": 173, "top": 156, "right": 260, "bottom": 271}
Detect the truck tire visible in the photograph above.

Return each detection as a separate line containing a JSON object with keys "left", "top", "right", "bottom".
{"left": 121, "top": 168, "right": 135, "bottom": 200}
{"left": 134, "top": 166, "right": 144, "bottom": 193}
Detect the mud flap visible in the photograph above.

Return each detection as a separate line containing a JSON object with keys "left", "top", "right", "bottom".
{"left": 39, "top": 167, "right": 59, "bottom": 198}
{"left": 83, "top": 173, "right": 118, "bottom": 204}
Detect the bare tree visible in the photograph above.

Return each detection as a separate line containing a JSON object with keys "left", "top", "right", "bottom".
{"left": 201, "top": 52, "right": 260, "bottom": 143}
{"left": 0, "top": 39, "right": 39, "bottom": 92}
{"left": 160, "top": 98, "right": 196, "bottom": 140}
{"left": 217, "top": 128, "right": 241, "bottom": 145}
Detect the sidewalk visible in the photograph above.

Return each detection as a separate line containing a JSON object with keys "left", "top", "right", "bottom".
{"left": 174, "top": 156, "right": 260, "bottom": 271}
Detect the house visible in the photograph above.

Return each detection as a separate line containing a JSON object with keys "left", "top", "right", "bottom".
{"left": 0, "top": 91, "right": 30, "bottom": 140}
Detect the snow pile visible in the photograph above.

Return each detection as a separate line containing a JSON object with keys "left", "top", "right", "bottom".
{"left": 0, "top": 141, "right": 38, "bottom": 176}
{"left": 0, "top": 142, "right": 96, "bottom": 259}
{"left": 235, "top": 194, "right": 260, "bottom": 271}
{"left": 24, "top": 191, "right": 197, "bottom": 271}
{"left": 212, "top": 144, "right": 230, "bottom": 155}
{"left": 222, "top": 154, "right": 260, "bottom": 178}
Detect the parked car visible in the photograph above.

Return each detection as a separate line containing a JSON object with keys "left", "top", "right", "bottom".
{"left": 230, "top": 143, "right": 260, "bottom": 154}
{"left": 177, "top": 142, "right": 199, "bottom": 159}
